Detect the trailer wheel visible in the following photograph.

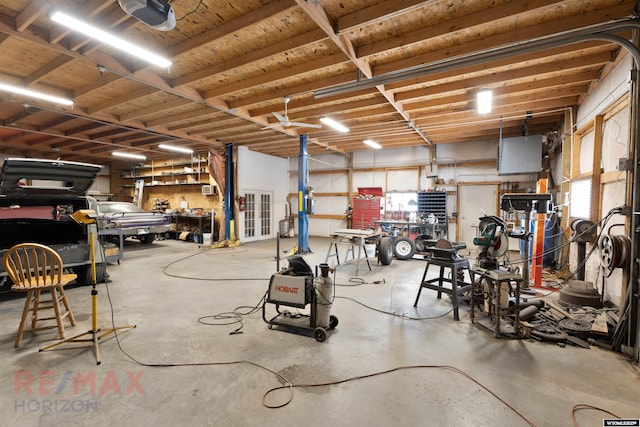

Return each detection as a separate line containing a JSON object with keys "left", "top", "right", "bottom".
{"left": 393, "top": 236, "right": 416, "bottom": 260}
{"left": 329, "top": 315, "right": 339, "bottom": 330}
{"left": 378, "top": 238, "right": 393, "bottom": 265}
{"left": 313, "top": 327, "right": 327, "bottom": 342}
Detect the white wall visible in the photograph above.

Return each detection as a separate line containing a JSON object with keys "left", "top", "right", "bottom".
{"left": 289, "top": 142, "right": 537, "bottom": 238}
{"left": 570, "top": 56, "right": 632, "bottom": 306}
{"left": 289, "top": 146, "right": 433, "bottom": 236}
{"left": 237, "top": 146, "right": 289, "bottom": 240}
{"left": 576, "top": 55, "right": 632, "bottom": 129}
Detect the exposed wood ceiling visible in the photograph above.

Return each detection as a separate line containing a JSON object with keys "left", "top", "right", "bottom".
{"left": 0, "top": 0, "right": 636, "bottom": 164}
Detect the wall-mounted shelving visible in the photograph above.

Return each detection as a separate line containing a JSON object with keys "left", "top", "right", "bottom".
{"left": 120, "top": 156, "right": 209, "bottom": 187}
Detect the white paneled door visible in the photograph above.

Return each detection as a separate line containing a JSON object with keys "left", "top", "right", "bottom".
{"left": 242, "top": 191, "right": 273, "bottom": 242}
{"left": 458, "top": 184, "right": 497, "bottom": 252}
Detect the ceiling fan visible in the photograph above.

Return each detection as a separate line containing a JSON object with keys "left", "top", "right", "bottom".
{"left": 262, "top": 96, "right": 322, "bottom": 129}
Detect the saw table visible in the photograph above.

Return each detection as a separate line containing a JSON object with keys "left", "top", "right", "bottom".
{"left": 325, "top": 229, "right": 381, "bottom": 275}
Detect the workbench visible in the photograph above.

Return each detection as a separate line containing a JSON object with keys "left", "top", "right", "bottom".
{"left": 325, "top": 229, "right": 380, "bottom": 275}
{"left": 97, "top": 228, "right": 124, "bottom": 264}
{"left": 172, "top": 213, "right": 212, "bottom": 243}
{"left": 470, "top": 267, "right": 523, "bottom": 338}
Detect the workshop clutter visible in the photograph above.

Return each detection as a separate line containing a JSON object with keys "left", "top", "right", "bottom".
{"left": 468, "top": 276, "right": 626, "bottom": 352}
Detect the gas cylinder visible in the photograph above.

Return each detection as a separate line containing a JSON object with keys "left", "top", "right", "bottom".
{"left": 315, "top": 263, "right": 333, "bottom": 328}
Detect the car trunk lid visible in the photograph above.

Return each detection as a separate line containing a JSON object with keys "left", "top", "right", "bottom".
{"left": 0, "top": 158, "right": 102, "bottom": 198}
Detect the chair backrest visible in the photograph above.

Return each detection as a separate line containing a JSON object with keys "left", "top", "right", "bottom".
{"left": 2, "top": 243, "right": 64, "bottom": 288}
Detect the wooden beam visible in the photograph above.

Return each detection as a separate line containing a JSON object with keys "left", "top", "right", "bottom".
{"left": 167, "top": 0, "right": 296, "bottom": 57}
{"left": 120, "top": 98, "right": 192, "bottom": 121}
{"left": 372, "top": 1, "right": 633, "bottom": 75}
{"left": 395, "top": 51, "right": 613, "bottom": 102}
{"left": 295, "top": 0, "right": 430, "bottom": 145}
{"left": 337, "top": 0, "right": 436, "bottom": 33}
{"left": 20, "top": 56, "right": 75, "bottom": 87}
{"left": 591, "top": 115, "right": 604, "bottom": 221}
{"left": 173, "top": 28, "right": 327, "bottom": 87}
{"left": 210, "top": 54, "right": 350, "bottom": 100}
{"left": 15, "top": 0, "right": 48, "bottom": 33}
{"left": 48, "top": 0, "right": 115, "bottom": 43}
{"left": 357, "top": 0, "right": 559, "bottom": 58}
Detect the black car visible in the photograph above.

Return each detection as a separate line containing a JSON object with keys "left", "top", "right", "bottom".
{"left": 0, "top": 158, "right": 107, "bottom": 291}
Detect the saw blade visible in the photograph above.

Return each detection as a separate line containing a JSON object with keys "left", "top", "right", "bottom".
{"left": 488, "top": 232, "right": 509, "bottom": 257}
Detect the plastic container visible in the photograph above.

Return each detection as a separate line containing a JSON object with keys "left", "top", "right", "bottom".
{"left": 202, "top": 233, "right": 212, "bottom": 245}
{"left": 364, "top": 243, "right": 376, "bottom": 258}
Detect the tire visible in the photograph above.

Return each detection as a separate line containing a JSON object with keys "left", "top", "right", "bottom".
{"left": 75, "top": 263, "right": 107, "bottom": 286}
{"left": 393, "top": 236, "right": 416, "bottom": 260}
{"left": 138, "top": 233, "right": 155, "bottom": 244}
{"left": 377, "top": 237, "right": 393, "bottom": 265}
{"left": 313, "top": 327, "right": 327, "bottom": 342}
{"left": 329, "top": 315, "right": 339, "bottom": 330}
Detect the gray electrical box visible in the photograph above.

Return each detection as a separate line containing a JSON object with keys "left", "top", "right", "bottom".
{"left": 498, "top": 134, "right": 543, "bottom": 175}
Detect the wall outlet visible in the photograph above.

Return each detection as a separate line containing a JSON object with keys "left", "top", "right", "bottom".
{"left": 617, "top": 157, "right": 633, "bottom": 171}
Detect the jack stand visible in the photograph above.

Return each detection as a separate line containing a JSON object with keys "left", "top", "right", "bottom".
{"left": 39, "top": 232, "right": 135, "bottom": 365}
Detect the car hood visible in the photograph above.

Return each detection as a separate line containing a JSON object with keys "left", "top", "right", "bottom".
{"left": 0, "top": 158, "right": 102, "bottom": 198}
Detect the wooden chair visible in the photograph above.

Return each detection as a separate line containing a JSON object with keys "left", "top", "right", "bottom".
{"left": 2, "top": 243, "right": 77, "bottom": 347}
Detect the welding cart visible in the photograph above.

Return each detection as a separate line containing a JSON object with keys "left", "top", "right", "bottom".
{"left": 263, "top": 256, "right": 338, "bottom": 342}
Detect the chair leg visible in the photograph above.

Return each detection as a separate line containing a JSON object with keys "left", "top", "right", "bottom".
{"left": 31, "top": 289, "right": 41, "bottom": 330}
{"left": 58, "top": 286, "right": 76, "bottom": 326}
{"left": 15, "top": 290, "right": 34, "bottom": 348}
{"left": 49, "top": 288, "right": 65, "bottom": 339}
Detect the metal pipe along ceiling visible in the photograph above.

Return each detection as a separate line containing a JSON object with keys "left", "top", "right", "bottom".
{"left": 313, "top": 18, "right": 640, "bottom": 98}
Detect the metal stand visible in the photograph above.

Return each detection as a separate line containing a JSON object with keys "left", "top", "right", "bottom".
{"left": 39, "top": 232, "right": 135, "bottom": 365}
{"left": 414, "top": 253, "right": 471, "bottom": 321}
{"left": 470, "top": 267, "right": 523, "bottom": 338}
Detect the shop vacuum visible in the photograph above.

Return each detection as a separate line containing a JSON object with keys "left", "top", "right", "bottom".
{"left": 262, "top": 256, "right": 338, "bottom": 342}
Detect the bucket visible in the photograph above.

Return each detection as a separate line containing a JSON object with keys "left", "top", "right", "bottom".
{"left": 364, "top": 243, "right": 376, "bottom": 258}
{"left": 202, "top": 233, "right": 212, "bottom": 245}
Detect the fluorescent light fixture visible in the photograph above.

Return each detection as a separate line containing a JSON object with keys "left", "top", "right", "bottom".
{"left": 158, "top": 144, "right": 193, "bottom": 154}
{"left": 320, "top": 116, "right": 349, "bottom": 133}
{"left": 363, "top": 139, "right": 382, "bottom": 149}
{"left": 476, "top": 89, "right": 492, "bottom": 114}
{"left": 49, "top": 11, "right": 172, "bottom": 68}
{"left": 0, "top": 82, "right": 73, "bottom": 105}
{"left": 112, "top": 151, "right": 146, "bottom": 160}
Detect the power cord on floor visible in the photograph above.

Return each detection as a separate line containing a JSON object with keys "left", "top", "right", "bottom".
{"left": 571, "top": 403, "right": 621, "bottom": 427}
{"left": 161, "top": 246, "right": 269, "bottom": 281}
{"left": 262, "top": 364, "right": 539, "bottom": 426}
{"left": 335, "top": 295, "right": 458, "bottom": 319}
{"left": 335, "top": 277, "right": 386, "bottom": 286}
{"left": 104, "top": 278, "right": 535, "bottom": 420}
{"left": 103, "top": 278, "right": 295, "bottom": 405}
{"left": 197, "top": 292, "right": 267, "bottom": 335}
{"left": 102, "top": 274, "right": 622, "bottom": 425}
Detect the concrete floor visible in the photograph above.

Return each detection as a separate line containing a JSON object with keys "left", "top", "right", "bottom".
{"left": 0, "top": 236, "right": 638, "bottom": 427}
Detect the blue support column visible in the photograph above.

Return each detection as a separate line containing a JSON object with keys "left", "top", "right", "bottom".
{"left": 224, "top": 143, "right": 235, "bottom": 240}
{"left": 297, "top": 134, "right": 311, "bottom": 253}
